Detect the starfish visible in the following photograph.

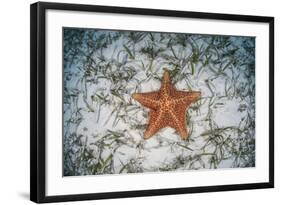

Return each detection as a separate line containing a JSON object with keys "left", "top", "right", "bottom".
{"left": 132, "top": 71, "right": 201, "bottom": 140}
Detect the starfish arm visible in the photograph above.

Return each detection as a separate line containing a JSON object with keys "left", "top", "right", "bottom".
{"left": 132, "top": 92, "right": 160, "bottom": 110}
{"left": 168, "top": 109, "right": 189, "bottom": 140}
{"left": 160, "top": 76, "right": 172, "bottom": 98}
{"left": 160, "top": 71, "right": 172, "bottom": 98}
{"left": 173, "top": 90, "right": 201, "bottom": 106}
{"left": 144, "top": 110, "right": 167, "bottom": 139}
{"left": 162, "top": 70, "right": 171, "bottom": 84}
{"left": 160, "top": 83, "right": 171, "bottom": 98}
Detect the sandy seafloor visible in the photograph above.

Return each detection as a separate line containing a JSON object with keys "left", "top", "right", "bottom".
{"left": 63, "top": 28, "right": 255, "bottom": 176}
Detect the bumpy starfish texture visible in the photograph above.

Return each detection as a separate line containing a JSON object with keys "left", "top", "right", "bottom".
{"left": 132, "top": 71, "right": 201, "bottom": 140}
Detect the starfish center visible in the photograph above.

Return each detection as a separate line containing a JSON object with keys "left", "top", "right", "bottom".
{"left": 160, "top": 99, "right": 174, "bottom": 111}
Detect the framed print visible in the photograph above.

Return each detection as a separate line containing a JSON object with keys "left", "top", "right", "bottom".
{"left": 30, "top": 1, "right": 274, "bottom": 203}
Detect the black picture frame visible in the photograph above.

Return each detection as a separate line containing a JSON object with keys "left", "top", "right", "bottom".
{"left": 30, "top": 1, "right": 274, "bottom": 203}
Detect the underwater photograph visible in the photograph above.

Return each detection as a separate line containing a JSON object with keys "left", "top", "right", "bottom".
{"left": 63, "top": 27, "right": 255, "bottom": 176}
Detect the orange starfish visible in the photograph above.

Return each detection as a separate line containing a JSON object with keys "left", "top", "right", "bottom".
{"left": 132, "top": 71, "right": 201, "bottom": 140}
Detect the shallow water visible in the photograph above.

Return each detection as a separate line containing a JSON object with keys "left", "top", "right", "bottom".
{"left": 63, "top": 28, "right": 255, "bottom": 176}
